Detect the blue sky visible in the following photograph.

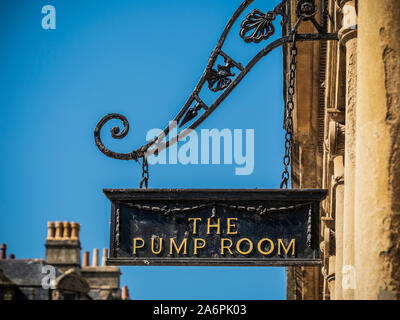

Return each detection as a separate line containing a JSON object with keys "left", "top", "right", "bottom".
{"left": 0, "top": 0, "right": 287, "bottom": 299}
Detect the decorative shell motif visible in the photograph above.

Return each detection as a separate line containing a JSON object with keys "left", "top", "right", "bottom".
{"left": 239, "top": 9, "right": 277, "bottom": 44}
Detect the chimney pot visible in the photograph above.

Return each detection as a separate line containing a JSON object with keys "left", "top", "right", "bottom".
{"left": 47, "top": 222, "right": 55, "bottom": 240}
{"left": 0, "top": 243, "right": 6, "bottom": 259}
{"left": 83, "top": 251, "right": 90, "bottom": 267}
{"left": 102, "top": 248, "right": 108, "bottom": 266}
{"left": 122, "top": 286, "right": 130, "bottom": 300}
{"left": 55, "top": 221, "right": 63, "bottom": 240}
{"left": 92, "top": 248, "right": 99, "bottom": 267}
{"left": 62, "top": 221, "right": 71, "bottom": 239}
{"left": 70, "top": 222, "right": 80, "bottom": 240}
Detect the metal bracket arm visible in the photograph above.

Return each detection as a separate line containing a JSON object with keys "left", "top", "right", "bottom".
{"left": 94, "top": 0, "right": 338, "bottom": 162}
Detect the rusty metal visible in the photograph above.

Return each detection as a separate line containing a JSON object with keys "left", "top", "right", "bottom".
{"left": 94, "top": 0, "right": 338, "bottom": 171}
{"left": 280, "top": 31, "right": 299, "bottom": 189}
{"left": 239, "top": 1, "right": 287, "bottom": 43}
{"left": 139, "top": 156, "right": 149, "bottom": 189}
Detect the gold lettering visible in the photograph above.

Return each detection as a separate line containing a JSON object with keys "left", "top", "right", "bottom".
{"left": 207, "top": 218, "right": 221, "bottom": 234}
{"left": 226, "top": 218, "right": 238, "bottom": 235}
{"left": 278, "top": 239, "right": 295, "bottom": 256}
{"left": 236, "top": 238, "right": 253, "bottom": 255}
{"left": 257, "top": 238, "right": 274, "bottom": 255}
{"left": 193, "top": 238, "right": 206, "bottom": 255}
{"left": 220, "top": 238, "right": 233, "bottom": 255}
{"left": 132, "top": 237, "right": 145, "bottom": 254}
{"left": 188, "top": 218, "right": 202, "bottom": 234}
{"left": 151, "top": 237, "right": 163, "bottom": 255}
{"left": 169, "top": 238, "right": 188, "bottom": 255}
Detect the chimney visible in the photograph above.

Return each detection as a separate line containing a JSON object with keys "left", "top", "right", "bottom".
{"left": 80, "top": 248, "right": 121, "bottom": 295}
{"left": 45, "top": 221, "right": 81, "bottom": 272}
{"left": 102, "top": 248, "right": 108, "bottom": 266}
{"left": 0, "top": 243, "right": 6, "bottom": 259}
{"left": 122, "top": 286, "right": 130, "bottom": 300}
{"left": 92, "top": 248, "right": 99, "bottom": 267}
{"left": 83, "top": 251, "right": 90, "bottom": 267}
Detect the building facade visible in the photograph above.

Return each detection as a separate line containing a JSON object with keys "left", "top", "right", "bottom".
{"left": 0, "top": 221, "right": 130, "bottom": 300}
{"left": 286, "top": 0, "right": 400, "bottom": 299}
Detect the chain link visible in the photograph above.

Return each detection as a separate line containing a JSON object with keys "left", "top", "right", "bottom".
{"left": 139, "top": 155, "right": 149, "bottom": 189}
{"left": 280, "top": 32, "right": 298, "bottom": 189}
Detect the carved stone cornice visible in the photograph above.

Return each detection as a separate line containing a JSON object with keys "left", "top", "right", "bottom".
{"left": 338, "top": 27, "right": 357, "bottom": 47}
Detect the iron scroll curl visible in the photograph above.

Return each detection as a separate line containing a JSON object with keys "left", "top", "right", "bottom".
{"left": 94, "top": 0, "right": 337, "bottom": 162}
{"left": 94, "top": 113, "right": 138, "bottom": 161}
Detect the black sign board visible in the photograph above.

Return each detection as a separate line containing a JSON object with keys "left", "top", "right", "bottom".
{"left": 104, "top": 189, "right": 327, "bottom": 266}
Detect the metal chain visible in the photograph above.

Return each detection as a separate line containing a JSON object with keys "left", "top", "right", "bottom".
{"left": 280, "top": 31, "right": 298, "bottom": 189}
{"left": 139, "top": 155, "right": 149, "bottom": 189}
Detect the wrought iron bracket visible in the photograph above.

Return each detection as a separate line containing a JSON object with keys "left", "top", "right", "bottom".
{"left": 94, "top": 0, "right": 338, "bottom": 162}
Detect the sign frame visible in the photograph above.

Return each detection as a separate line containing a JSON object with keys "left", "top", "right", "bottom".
{"left": 104, "top": 189, "right": 327, "bottom": 267}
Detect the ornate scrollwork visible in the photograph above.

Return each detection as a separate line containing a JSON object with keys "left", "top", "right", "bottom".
{"left": 207, "top": 60, "right": 236, "bottom": 92}
{"left": 296, "top": 0, "right": 317, "bottom": 20}
{"left": 115, "top": 208, "right": 121, "bottom": 249}
{"left": 206, "top": 51, "right": 243, "bottom": 93}
{"left": 306, "top": 204, "right": 313, "bottom": 247}
{"left": 94, "top": 0, "right": 338, "bottom": 165}
{"left": 239, "top": 1, "right": 287, "bottom": 44}
{"left": 126, "top": 201, "right": 311, "bottom": 216}
{"left": 240, "top": 9, "right": 277, "bottom": 43}
{"left": 179, "top": 95, "right": 208, "bottom": 127}
{"left": 179, "top": 106, "right": 200, "bottom": 127}
{"left": 94, "top": 113, "right": 140, "bottom": 161}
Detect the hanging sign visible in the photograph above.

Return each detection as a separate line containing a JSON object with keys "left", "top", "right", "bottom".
{"left": 104, "top": 189, "right": 327, "bottom": 266}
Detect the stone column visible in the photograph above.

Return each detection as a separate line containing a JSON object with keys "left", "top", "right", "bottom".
{"left": 339, "top": 0, "right": 358, "bottom": 300}
{"left": 327, "top": 256, "right": 336, "bottom": 299}
{"left": 332, "top": 156, "right": 344, "bottom": 299}
{"left": 355, "top": 0, "right": 400, "bottom": 299}
{"left": 328, "top": 119, "right": 345, "bottom": 299}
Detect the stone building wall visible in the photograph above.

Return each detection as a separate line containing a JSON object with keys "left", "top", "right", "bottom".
{"left": 286, "top": 0, "right": 400, "bottom": 299}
